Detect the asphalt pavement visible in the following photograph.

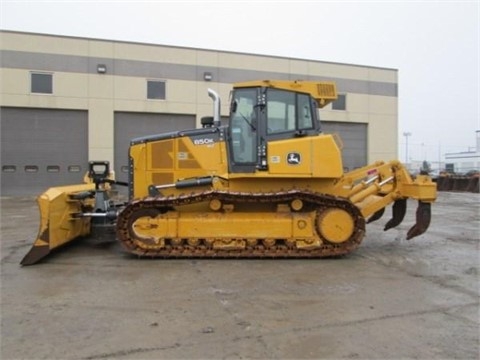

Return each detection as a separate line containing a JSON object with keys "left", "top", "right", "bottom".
{"left": 1, "top": 191, "right": 479, "bottom": 359}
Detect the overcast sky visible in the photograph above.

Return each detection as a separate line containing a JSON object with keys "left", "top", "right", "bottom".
{"left": 1, "top": 0, "right": 479, "bottom": 163}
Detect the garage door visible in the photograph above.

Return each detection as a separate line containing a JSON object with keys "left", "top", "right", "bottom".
{"left": 1, "top": 107, "right": 88, "bottom": 196}
{"left": 322, "top": 121, "right": 367, "bottom": 172}
{"left": 114, "top": 112, "right": 196, "bottom": 184}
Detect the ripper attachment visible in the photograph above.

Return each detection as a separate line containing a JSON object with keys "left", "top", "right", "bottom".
{"left": 381, "top": 198, "right": 431, "bottom": 240}
{"left": 406, "top": 201, "right": 432, "bottom": 239}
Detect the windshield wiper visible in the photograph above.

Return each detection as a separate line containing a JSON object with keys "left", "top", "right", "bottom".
{"left": 239, "top": 112, "right": 256, "bottom": 131}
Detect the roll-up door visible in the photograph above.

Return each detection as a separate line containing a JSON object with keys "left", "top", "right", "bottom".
{"left": 114, "top": 112, "right": 196, "bottom": 184}
{"left": 322, "top": 122, "right": 367, "bottom": 171}
{"left": 1, "top": 107, "right": 88, "bottom": 196}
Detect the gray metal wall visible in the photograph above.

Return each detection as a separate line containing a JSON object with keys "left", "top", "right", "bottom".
{"left": 0, "top": 49, "right": 398, "bottom": 98}
{"left": 114, "top": 112, "right": 196, "bottom": 183}
{"left": 322, "top": 122, "right": 368, "bottom": 171}
{"left": 1, "top": 107, "right": 88, "bottom": 196}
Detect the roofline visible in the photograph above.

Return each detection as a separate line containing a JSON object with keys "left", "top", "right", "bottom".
{"left": 0, "top": 29, "right": 398, "bottom": 72}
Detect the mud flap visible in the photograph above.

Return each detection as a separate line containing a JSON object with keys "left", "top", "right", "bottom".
{"left": 384, "top": 199, "right": 407, "bottom": 231}
{"left": 20, "top": 184, "right": 94, "bottom": 266}
{"left": 406, "top": 201, "right": 431, "bottom": 240}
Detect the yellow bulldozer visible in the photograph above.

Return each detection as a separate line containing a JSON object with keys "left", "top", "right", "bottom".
{"left": 21, "top": 80, "right": 437, "bottom": 265}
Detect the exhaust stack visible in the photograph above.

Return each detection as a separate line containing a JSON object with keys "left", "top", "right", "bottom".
{"left": 208, "top": 88, "right": 221, "bottom": 127}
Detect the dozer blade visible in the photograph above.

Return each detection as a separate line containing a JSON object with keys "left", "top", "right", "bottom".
{"left": 406, "top": 201, "right": 431, "bottom": 240}
{"left": 384, "top": 198, "right": 407, "bottom": 231}
{"left": 367, "top": 207, "right": 385, "bottom": 224}
{"left": 21, "top": 183, "right": 95, "bottom": 266}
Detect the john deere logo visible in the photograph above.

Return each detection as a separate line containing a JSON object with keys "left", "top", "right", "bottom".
{"left": 287, "top": 152, "right": 301, "bottom": 165}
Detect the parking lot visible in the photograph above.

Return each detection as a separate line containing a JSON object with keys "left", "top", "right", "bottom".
{"left": 1, "top": 191, "right": 479, "bottom": 359}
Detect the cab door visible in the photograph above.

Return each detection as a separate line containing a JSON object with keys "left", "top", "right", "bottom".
{"left": 228, "top": 87, "right": 259, "bottom": 173}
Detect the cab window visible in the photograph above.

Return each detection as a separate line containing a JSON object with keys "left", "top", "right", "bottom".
{"left": 267, "top": 90, "right": 314, "bottom": 134}
{"left": 298, "top": 93, "right": 314, "bottom": 130}
{"left": 267, "top": 90, "right": 295, "bottom": 134}
{"left": 230, "top": 88, "right": 257, "bottom": 164}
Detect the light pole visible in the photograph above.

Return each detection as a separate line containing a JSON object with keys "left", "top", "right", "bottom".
{"left": 403, "top": 132, "right": 412, "bottom": 169}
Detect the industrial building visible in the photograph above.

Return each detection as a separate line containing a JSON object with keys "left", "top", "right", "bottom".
{"left": 444, "top": 131, "right": 480, "bottom": 174}
{"left": 0, "top": 30, "right": 398, "bottom": 195}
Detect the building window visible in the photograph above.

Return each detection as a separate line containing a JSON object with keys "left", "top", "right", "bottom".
{"left": 147, "top": 80, "right": 166, "bottom": 100}
{"left": 445, "top": 163, "right": 455, "bottom": 173}
{"left": 2, "top": 165, "right": 16, "bottom": 173}
{"left": 24, "top": 165, "right": 39, "bottom": 173}
{"left": 31, "top": 72, "right": 53, "bottom": 94}
{"left": 46, "top": 165, "right": 60, "bottom": 173}
{"left": 332, "top": 94, "right": 346, "bottom": 110}
{"left": 68, "top": 165, "right": 81, "bottom": 173}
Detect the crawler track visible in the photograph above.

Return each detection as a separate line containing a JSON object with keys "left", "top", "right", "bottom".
{"left": 116, "top": 190, "right": 366, "bottom": 258}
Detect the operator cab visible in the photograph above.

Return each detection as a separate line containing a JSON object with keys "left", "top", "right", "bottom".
{"left": 228, "top": 85, "right": 321, "bottom": 173}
